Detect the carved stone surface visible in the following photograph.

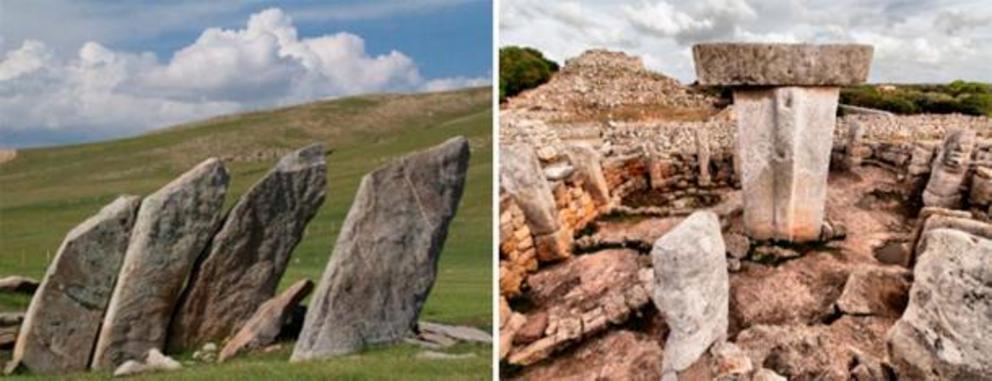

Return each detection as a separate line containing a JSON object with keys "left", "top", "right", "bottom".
{"left": 92, "top": 158, "right": 229, "bottom": 369}
{"left": 693, "top": 43, "right": 873, "bottom": 86}
{"left": 923, "top": 129, "right": 975, "bottom": 208}
{"left": 11, "top": 196, "right": 140, "bottom": 373}
{"left": 733, "top": 87, "right": 839, "bottom": 241}
{"left": 291, "top": 137, "right": 469, "bottom": 361}
{"left": 169, "top": 144, "right": 326, "bottom": 351}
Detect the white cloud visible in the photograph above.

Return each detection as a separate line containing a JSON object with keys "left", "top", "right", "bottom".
{"left": 0, "top": 8, "right": 483, "bottom": 147}
{"left": 500, "top": 0, "right": 992, "bottom": 84}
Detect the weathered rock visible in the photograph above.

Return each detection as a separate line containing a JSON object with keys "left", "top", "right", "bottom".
{"left": 11, "top": 195, "right": 140, "bottom": 373}
{"left": 508, "top": 248, "right": 652, "bottom": 366}
{"left": 1, "top": 326, "right": 17, "bottom": 349}
{"left": 416, "top": 351, "right": 475, "bottom": 360}
{"left": 111, "top": 349, "right": 181, "bottom": 377}
{"left": 737, "top": 316, "right": 892, "bottom": 381}
{"left": 499, "top": 297, "right": 510, "bottom": 328}
{"left": 724, "top": 232, "right": 750, "bottom": 259}
{"left": 923, "top": 129, "right": 975, "bottom": 208}
{"left": 0, "top": 312, "right": 23, "bottom": 327}
{"left": 417, "top": 321, "right": 492, "bottom": 344}
{"left": 692, "top": 43, "right": 873, "bottom": 86}
{"left": 710, "top": 341, "right": 753, "bottom": 380}
{"left": 500, "top": 312, "right": 526, "bottom": 360}
{"left": 170, "top": 144, "right": 326, "bottom": 350}
{"left": 564, "top": 144, "right": 611, "bottom": 205}
{"left": 92, "top": 158, "right": 229, "bottom": 369}
{"left": 515, "top": 330, "right": 662, "bottom": 381}
{"left": 752, "top": 368, "right": 788, "bottom": 381}
{"left": 291, "top": 137, "right": 469, "bottom": 361}
{"left": 512, "top": 312, "right": 547, "bottom": 345}
{"left": 0, "top": 276, "right": 38, "bottom": 294}
{"left": 651, "top": 211, "right": 728, "bottom": 378}
{"left": 730, "top": 252, "right": 849, "bottom": 333}
{"left": 219, "top": 279, "right": 313, "bottom": 362}
{"left": 543, "top": 162, "right": 574, "bottom": 181}
{"left": 887, "top": 228, "right": 992, "bottom": 380}
{"left": 733, "top": 86, "right": 839, "bottom": 242}
{"left": 501, "top": 144, "right": 560, "bottom": 235}
{"left": 969, "top": 166, "right": 992, "bottom": 206}
{"left": 836, "top": 265, "right": 911, "bottom": 318}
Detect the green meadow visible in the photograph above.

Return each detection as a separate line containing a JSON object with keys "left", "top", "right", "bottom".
{"left": 0, "top": 87, "right": 493, "bottom": 380}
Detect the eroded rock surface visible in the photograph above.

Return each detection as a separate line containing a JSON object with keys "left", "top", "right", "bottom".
{"left": 291, "top": 137, "right": 469, "bottom": 361}
{"left": 11, "top": 196, "right": 140, "bottom": 373}
{"left": 514, "top": 330, "right": 662, "bottom": 381}
{"left": 692, "top": 43, "right": 873, "bottom": 86}
{"left": 887, "top": 228, "right": 992, "bottom": 380}
{"left": 92, "top": 158, "right": 229, "bottom": 369}
{"left": 650, "top": 211, "right": 728, "bottom": 378}
{"left": 170, "top": 144, "right": 326, "bottom": 350}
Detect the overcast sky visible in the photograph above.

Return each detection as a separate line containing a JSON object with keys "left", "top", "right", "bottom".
{"left": 501, "top": 0, "right": 992, "bottom": 85}
{"left": 0, "top": 0, "right": 492, "bottom": 148}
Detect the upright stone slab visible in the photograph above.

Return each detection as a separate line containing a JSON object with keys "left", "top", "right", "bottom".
{"left": 888, "top": 228, "right": 992, "bottom": 379}
{"left": 169, "top": 144, "right": 326, "bottom": 351}
{"left": 91, "top": 158, "right": 229, "bottom": 369}
{"left": 651, "top": 211, "right": 729, "bottom": 380}
{"left": 10, "top": 196, "right": 140, "bottom": 373}
{"left": 692, "top": 43, "right": 873, "bottom": 242}
{"left": 734, "top": 87, "right": 839, "bottom": 241}
{"left": 291, "top": 137, "right": 470, "bottom": 361}
{"left": 500, "top": 145, "right": 559, "bottom": 235}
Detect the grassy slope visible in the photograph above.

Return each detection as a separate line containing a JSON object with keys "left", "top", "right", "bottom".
{"left": 0, "top": 87, "right": 493, "bottom": 380}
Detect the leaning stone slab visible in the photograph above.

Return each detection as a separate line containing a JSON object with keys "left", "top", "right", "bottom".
{"left": 651, "top": 211, "right": 728, "bottom": 380}
{"left": 92, "top": 158, "right": 229, "bottom": 369}
{"left": 170, "top": 144, "right": 326, "bottom": 351}
{"left": 500, "top": 145, "right": 559, "bottom": 235}
{"left": 219, "top": 279, "right": 313, "bottom": 362}
{"left": 10, "top": 196, "right": 141, "bottom": 374}
{"left": 888, "top": 228, "right": 992, "bottom": 380}
{"left": 692, "top": 43, "right": 873, "bottom": 86}
{"left": 291, "top": 137, "right": 470, "bottom": 361}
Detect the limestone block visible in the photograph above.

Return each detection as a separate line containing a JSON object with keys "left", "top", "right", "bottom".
{"left": 693, "top": 43, "right": 873, "bottom": 86}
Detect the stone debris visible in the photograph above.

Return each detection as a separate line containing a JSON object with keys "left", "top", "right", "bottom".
{"left": 415, "top": 351, "right": 476, "bottom": 360}
{"left": 191, "top": 342, "right": 217, "bottom": 363}
{"left": 417, "top": 322, "right": 492, "bottom": 344}
{"left": 92, "top": 158, "right": 229, "bottom": 369}
{"left": 835, "top": 265, "right": 911, "bottom": 318}
{"left": 111, "top": 349, "right": 181, "bottom": 378}
{"left": 11, "top": 196, "right": 140, "bottom": 373}
{"left": 887, "top": 228, "right": 992, "bottom": 380}
{"left": 292, "top": 137, "right": 470, "bottom": 361}
{"left": 218, "top": 279, "right": 314, "bottom": 362}
{"left": 0, "top": 276, "right": 38, "bottom": 294}
{"left": 506, "top": 248, "right": 652, "bottom": 366}
{"left": 651, "top": 211, "right": 728, "bottom": 380}
{"left": 170, "top": 144, "right": 326, "bottom": 351}
{"left": 515, "top": 330, "right": 662, "bottom": 381}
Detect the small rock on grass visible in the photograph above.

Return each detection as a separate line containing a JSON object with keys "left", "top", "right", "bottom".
{"left": 112, "top": 349, "right": 181, "bottom": 377}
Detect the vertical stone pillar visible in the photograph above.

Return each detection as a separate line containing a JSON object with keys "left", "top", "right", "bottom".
{"left": 692, "top": 43, "right": 873, "bottom": 242}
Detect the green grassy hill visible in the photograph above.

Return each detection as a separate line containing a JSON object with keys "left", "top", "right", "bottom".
{"left": 0, "top": 87, "right": 493, "bottom": 380}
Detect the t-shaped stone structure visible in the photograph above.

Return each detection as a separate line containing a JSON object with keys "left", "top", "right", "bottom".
{"left": 693, "top": 43, "right": 873, "bottom": 242}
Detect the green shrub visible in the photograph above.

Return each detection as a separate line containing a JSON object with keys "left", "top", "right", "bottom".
{"left": 499, "top": 46, "right": 559, "bottom": 102}
{"left": 841, "top": 80, "right": 992, "bottom": 116}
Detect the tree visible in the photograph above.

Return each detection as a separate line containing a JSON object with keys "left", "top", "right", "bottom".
{"left": 499, "top": 46, "right": 559, "bottom": 102}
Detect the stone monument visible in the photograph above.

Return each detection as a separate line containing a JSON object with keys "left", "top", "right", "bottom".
{"left": 923, "top": 129, "right": 975, "bottom": 209}
{"left": 692, "top": 43, "right": 873, "bottom": 242}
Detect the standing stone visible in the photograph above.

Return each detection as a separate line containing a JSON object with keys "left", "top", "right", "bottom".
{"left": 734, "top": 87, "right": 839, "bottom": 241}
{"left": 696, "top": 127, "right": 712, "bottom": 186}
{"left": 219, "top": 279, "right": 313, "bottom": 362}
{"left": 10, "top": 196, "right": 140, "bottom": 373}
{"left": 923, "top": 129, "right": 975, "bottom": 209}
{"left": 693, "top": 43, "right": 873, "bottom": 242}
{"left": 501, "top": 144, "right": 559, "bottom": 235}
{"left": 888, "top": 228, "right": 992, "bottom": 380}
{"left": 564, "top": 145, "right": 610, "bottom": 205}
{"left": 844, "top": 121, "right": 867, "bottom": 169}
{"left": 651, "top": 211, "right": 729, "bottom": 380}
{"left": 169, "top": 144, "right": 326, "bottom": 351}
{"left": 291, "top": 137, "right": 469, "bottom": 361}
{"left": 91, "top": 158, "right": 229, "bottom": 369}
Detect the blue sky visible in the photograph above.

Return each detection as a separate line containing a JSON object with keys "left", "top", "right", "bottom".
{"left": 0, "top": 0, "right": 493, "bottom": 147}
